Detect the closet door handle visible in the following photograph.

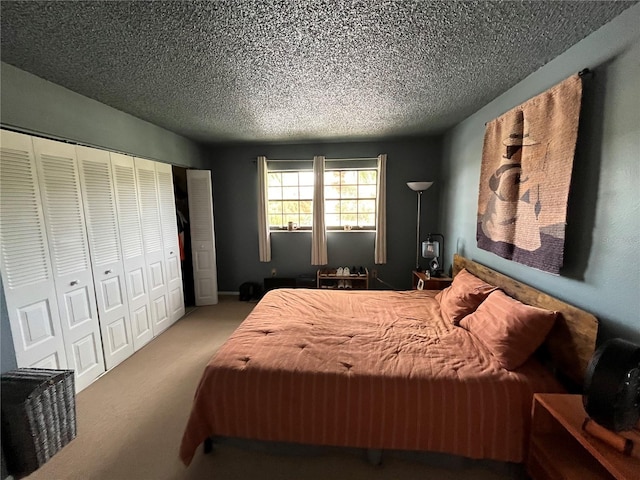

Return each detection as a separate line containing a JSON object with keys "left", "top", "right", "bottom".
{"left": 170, "top": 251, "right": 174, "bottom": 255}
{"left": 70, "top": 280, "right": 79, "bottom": 286}
{"left": 104, "top": 269, "right": 112, "bottom": 275}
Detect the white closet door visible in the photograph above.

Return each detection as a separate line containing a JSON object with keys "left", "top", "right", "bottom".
{"left": 0, "top": 130, "right": 68, "bottom": 370}
{"left": 77, "top": 146, "right": 134, "bottom": 369}
{"left": 156, "top": 162, "right": 185, "bottom": 323}
{"left": 111, "top": 153, "right": 153, "bottom": 350}
{"left": 33, "top": 137, "right": 105, "bottom": 391}
{"left": 187, "top": 169, "right": 218, "bottom": 305}
{"left": 134, "top": 157, "right": 170, "bottom": 335}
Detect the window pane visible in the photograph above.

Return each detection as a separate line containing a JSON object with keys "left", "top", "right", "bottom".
{"left": 358, "top": 213, "right": 375, "bottom": 226}
{"left": 358, "top": 185, "right": 376, "bottom": 198}
{"left": 299, "top": 171, "right": 314, "bottom": 185}
{"left": 285, "top": 214, "right": 298, "bottom": 225}
{"left": 282, "top": 186, "right": 299, "bottom": 199}
{"left": 341, "top": 185, "right": 357, "bottom": 198}
{"left": 299, "top": 200, "right": 312, "bottom": 213}
{"left": 269, "top": 214, "right": 283, "bottom": 227}
{"left": 325, "top": 200, "right": 341, "bottom": 213}
{"left": 282, "top": 201, "right": 298, "bottom": 214}
{"left": 268, "top": 186, "right": 282, "bottom": 200}
{"left": 358, "top": 170, "right": 377, "bottom": 184}
{"left": 341, "top": 213, "right": 357, "bottom": 225}
{"left": 268, "top": 201, "right": 282, "bottom": 214}
{"left": 325, "top": 213, "right": 340, "bottom": 226}
{"left": 282, "top": 172, "right": 299, "bottom": 186}
{"left": 358, "top": 199, "right": 376, "bottom": 213}
{"left": 299, "top": 214, "right": 312, "bottom": 226}
{"left": 268, "top": 172, "right": 282, "bottom": 187}
{"left": 324, "top": 171, "right": 340, "bottom": 185}
{"left": 341, "top": 171, "right": 357, "bottom": 184}
{"left": 325, "top": 185, "right": 340, "bottom": 199}
{"left": 342, "top": 199, "right": 357, "bottom": 213}
{"left": 300, "top": 186, "right": 313, "bottom": 199}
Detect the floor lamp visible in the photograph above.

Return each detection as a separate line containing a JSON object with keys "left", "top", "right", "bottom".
{"left": 407, "top": 181, "right": 433, "bottom": 271}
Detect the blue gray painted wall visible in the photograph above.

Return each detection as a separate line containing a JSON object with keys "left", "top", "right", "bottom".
{"left": 441, "top": 5, "right": 640, "bottom": 344}
{"left": 0, "top": 63, "right": 208, "bottom": 372}
{"left": 206, "top": 139, "right": 442, "bottom": 292}
{"left": 0, "top": 62, "right": 207, "bottom": 169}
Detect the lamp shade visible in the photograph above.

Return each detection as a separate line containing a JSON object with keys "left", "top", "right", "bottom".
{"left": 422, "top": 239, "right": 439, "bottom": 259}
{"left": 406, "top": 181, "right": 433, "bottom": 192}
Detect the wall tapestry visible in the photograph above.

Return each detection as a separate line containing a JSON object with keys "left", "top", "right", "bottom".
{"left": 477, "top": 74, "right": 583, "bottom": 274}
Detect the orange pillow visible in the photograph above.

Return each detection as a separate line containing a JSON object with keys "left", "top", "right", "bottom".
{"left": 459, "top": 290, "right": 557, "bottom": 370}
{"left": 435, "top": 268, "right": 497, "bottom": 325}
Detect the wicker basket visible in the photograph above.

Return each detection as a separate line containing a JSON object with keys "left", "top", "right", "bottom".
{"left": 1, "top": 368, "right": 76, "bottom": 478}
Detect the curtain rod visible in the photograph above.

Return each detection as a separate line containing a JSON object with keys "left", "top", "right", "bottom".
{"left": 254, "top": 156, "right": 379, "bottom": 163}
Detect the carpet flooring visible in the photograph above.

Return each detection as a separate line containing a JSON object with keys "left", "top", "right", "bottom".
{"left": 23, "top": 295, "right": 514, "bottom": 480}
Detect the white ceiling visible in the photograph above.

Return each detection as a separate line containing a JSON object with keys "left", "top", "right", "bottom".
{"left": 1, "top": 1, "right": 636, "bottom": 144}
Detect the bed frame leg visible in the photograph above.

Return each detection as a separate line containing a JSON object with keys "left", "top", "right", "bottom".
{"left": 366, "top": 448, "right": 383, "bottom": 466}
{"left": 203, "top": 437, "right": 214, "bottom": 454}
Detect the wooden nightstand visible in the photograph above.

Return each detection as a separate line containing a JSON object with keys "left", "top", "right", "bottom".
{"left": 411, "top": 271, "right": 452, "bottom": 290}
{"left": 527, "top": 393, "right": 640, "bottom": 480}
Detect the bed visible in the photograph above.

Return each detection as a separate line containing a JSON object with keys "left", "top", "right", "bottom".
{"left": 180, "top": 254, "right": 598, "bottom": 466}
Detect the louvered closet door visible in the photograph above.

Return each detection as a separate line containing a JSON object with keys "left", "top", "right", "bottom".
{"left": 156, "top": 162, "right": 185, "bottom": 323}
{"left": 187, "top": 169, "right": 218, "bottom": 306}
{"left": 0, "top": 130, "right": 68, "bottom": 370}
{"left": 134, "top": 157, "right": 170, "bottom": 335}
{"left": 110, "top": 153, "right": 153, "bottom": 350}
{"left": 77, "top": 146, "right": 134, "bottom": 369}
{"left": 33, "top": 137, "right": 105, "bottom": 391}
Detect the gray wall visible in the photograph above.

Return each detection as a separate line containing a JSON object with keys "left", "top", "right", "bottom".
{"left": 441, "top": 5, "right": 640, "bottom": 345}
{"left": 207, "top": 138, "right": 442, "bottom": 292}
{"left": 1, "top": 62, "right": 207, "bottom": 168}
{"left": 0, "top": 63, "right": 208, "bottom": 372}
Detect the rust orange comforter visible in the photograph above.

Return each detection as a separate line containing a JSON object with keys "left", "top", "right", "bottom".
{"left": 180, "top": 288, "right": 563, "bottom": 465}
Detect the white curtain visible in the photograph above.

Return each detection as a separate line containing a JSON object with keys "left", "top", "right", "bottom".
{"left": 257, "top": 156, "right": 271, "bottom": 262}
{"left": 311, "top": 155, "right": 328, "bottom": 265}
{"left": 374, "top": 154, "right": 387, "bottom": 264}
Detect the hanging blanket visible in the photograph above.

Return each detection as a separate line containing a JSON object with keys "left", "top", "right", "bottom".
{"left": 477, "top": 74, "right": 583, "bottom": 274}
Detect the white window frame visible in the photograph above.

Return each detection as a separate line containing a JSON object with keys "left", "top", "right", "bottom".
{"left": 266, "top": 167, "right": 378, "bottom": 231}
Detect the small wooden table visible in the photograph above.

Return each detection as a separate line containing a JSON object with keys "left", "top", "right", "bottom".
{"left": 528, "top": 393, "right": 640, "bottom": 480}
{"left": 411, "top": 271, "right": 452, "bottom": 290}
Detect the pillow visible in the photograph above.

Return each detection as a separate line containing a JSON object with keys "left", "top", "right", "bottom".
{"left": 459, "top": 290, "right": 557, "bottom": 370}
{"left": 435, "top": 268, "right": 497, "bottom": 325}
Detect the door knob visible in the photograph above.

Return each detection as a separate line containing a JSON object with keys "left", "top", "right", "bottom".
{"left": 104, "top": 269, "right": 112, "bottom": 274}
{"left": 70, "top": 280, "right": 79, "bottom": 286}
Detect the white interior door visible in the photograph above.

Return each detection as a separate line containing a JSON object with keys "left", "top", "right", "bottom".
{"left": 134, "top": 157, "right": 170, "bottom": 335}
{"left": 0, "top": 130, "right": 68, "bottom": 370}
{"left": 111, "top": 153, "right": 153, "bottom": 351}
{"left": 33, "top": 137, "right": 105, "bottom": 391}
{"left": 77, "top": 146, "right": 134, "bottom": 369}
{"left": 156, "top": 162, "right": 185, "bottom": 323}
{"left": 186, "top": 169, "right": 218, "bottom": 305}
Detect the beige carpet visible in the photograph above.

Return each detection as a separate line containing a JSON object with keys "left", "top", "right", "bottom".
{"left": 24, "top": 295, "right": 513, "bottom": 480}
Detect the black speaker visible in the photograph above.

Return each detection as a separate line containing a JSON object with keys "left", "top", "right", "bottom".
{"left": 583, "top": 338, "right": 640, "bottom": 431}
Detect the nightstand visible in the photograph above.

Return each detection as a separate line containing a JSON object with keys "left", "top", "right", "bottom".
{"left": 411, "top": 271, "right": 452, "bottom": 290}
{"left": 527, "top": 393, "right": 640, "bottom": 480}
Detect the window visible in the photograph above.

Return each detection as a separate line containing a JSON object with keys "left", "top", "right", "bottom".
{"left": 267, "top": 170, "right": 314, "bottom": 229}
{"left": 324, "top": 168, "right": 377, "bottom": 229}
{"left": 267, "top": 168, "right": 377, "bottom": 230}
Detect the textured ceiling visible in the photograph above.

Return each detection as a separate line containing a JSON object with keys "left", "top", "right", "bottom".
{"left": 0, "top": 1, "right": 636, "bottom": 144}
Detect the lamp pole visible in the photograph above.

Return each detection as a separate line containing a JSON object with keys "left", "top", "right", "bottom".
{"left": 406, "top": 181, "right": 433, "bottom": 272}
{"left": 415, "top": 190, "right": 422, "bottom": 270}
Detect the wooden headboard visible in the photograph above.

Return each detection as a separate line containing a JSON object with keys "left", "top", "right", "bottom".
{"left": 452, "top": 254, "right": 598, "bottom": 389}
